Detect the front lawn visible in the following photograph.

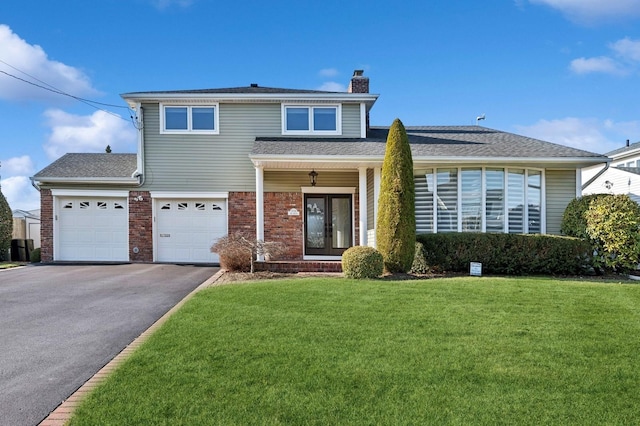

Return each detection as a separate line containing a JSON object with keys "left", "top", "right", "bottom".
{"left": 70, "top": 277, "right": 640, "bottom": 425}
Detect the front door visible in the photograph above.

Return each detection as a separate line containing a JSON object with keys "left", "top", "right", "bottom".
{"left": 305, "top": 194, "right": 353, "bottom": 256}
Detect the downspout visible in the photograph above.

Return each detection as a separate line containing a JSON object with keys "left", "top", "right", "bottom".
{"left": 30, "top": 176, "right": 40, "bottom": 192}
{"left": 581, "top": 161, "right": 610, "bottom": 191}
{"left": 131, "top": 103, "right": 145, "bottom": 186}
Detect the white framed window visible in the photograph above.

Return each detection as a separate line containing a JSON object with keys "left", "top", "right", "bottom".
{"left": 160, "top": 104, "right": 219, "bottom": 134}
{"left": 415, "top": 167, "right": 545, "bottom": 234}
{"left": 282, "top": 104, "right": 341, "bottom": 135}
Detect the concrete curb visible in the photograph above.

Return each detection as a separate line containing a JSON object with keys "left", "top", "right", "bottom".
{"left": 38, "top": 269, "right": 226, "bottom": 426}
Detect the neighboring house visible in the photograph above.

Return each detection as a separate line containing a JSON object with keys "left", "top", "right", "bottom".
{"left": 12, "top": 209, "right": 41, "bottom": 249}
{"left": 32, "top": 70, "right": 608, "bottom": 264}
{"left": 583, "top": 140, "right": 640, "bottom": 203}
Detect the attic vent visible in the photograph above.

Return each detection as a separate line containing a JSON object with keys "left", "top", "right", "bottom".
{"left": 250, "top": 83, "right": 258, "bottom": 88}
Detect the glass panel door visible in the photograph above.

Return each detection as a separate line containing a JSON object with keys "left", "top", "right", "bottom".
{"left": 305, "top": 194, "right": 352, "bottom": 256}
{"left": 306, "top": 197, "right": 326, "bottom": 251}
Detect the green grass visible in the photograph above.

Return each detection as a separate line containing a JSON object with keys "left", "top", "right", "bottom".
{"left": 0, "top": 262, "right": 22, "bottom": 269}
{"left": 69, "top": 277, "right": 640, "bottom": 425}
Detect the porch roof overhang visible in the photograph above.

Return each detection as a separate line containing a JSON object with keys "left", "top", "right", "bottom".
{"left": 250, "top": 154, "right": 610, "bottom": 171}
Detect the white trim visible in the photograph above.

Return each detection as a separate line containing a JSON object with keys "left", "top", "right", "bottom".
{"left": 36, "top": 178, "right": 138, "bottom": 185}
{"left": 575, "top": 169, "right": 582, "bottom": 197}
{"left": 150, "top": 192, "right": 229, "bottom": 199}
{"left": 159, "top": 103, "right": 220, "bottom": 135}
{"left": 256, "top": 166, "right": 265, "bottom": 261}
{"left": 123, "top": 92, "right": 379, "bottom": 107}
{"left": 358, "top": 167, "right": 367, "bottom": 246}
{"left": 360, "top": 103, "right": 366, "bottom": 138}
{"left": 481, "top": 167, "right": 487, "bottom": 232}
{"left": 301, "top": 186, "right": 356, "bottom": 194}
{"left": 51, "top": 189, "right": 129, "bottom": 197}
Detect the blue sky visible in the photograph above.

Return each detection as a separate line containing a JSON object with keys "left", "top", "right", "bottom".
{"left": 1, "top": 0, "right": 640, "bottom": 210}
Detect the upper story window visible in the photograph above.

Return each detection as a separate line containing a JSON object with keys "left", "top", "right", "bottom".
{"left": 161, "top": 104, "right": 219, "bottom": 134}
{"left": 282, "top": 105, "right": 341, "bottom": 135}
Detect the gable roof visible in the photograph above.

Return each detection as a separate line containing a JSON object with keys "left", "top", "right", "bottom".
{"left": 33, "top": 153, "right": 138, "bottom": 183}
{"left": 251, "top": 126, "right": 607, "bottom": 168}
{"left": 606, "top": 141, "right": 640, "bottom": 158}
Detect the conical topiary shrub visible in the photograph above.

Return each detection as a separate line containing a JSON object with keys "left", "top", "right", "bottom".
{"left": 376, "top": 118, "right": 416, "bottom": 273}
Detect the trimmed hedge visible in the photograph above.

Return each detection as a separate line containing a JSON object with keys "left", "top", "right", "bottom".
{"left": 342, "top": 246, "right": 384, "bottom": 279}
{"left": 417, "top": 233, "right": 592, "bottom": 275}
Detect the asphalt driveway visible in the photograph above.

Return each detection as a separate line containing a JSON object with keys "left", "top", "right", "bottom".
{"left": 0, "top": 263, "right": 218, "bottom": 426}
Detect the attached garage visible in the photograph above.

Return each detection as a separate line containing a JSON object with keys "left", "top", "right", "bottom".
{"left": 153, "top": 195, "right": 228, "bottom": 263}
{"left": 55, "top": 195, "right": 129, "bottom": 261}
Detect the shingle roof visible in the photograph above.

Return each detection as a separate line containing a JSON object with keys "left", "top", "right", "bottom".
{"left": 605, "top": 141, "right": 640, "bottom": 157}
{"left": 33, "top": 153, "right": 137, "bottom": 178}
{"left": 122, "top": 85, "right": 341, "bottom": 96}
{"left": 252, "top": 126, "right": 607, "bottom": 159}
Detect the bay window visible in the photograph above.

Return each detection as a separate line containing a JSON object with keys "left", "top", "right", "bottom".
{"left": 415, "top": 167, "right": 544, "bottom": 234}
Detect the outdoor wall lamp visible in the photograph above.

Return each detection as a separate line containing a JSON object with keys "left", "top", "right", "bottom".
{"left": 308, "top": 169, "right": 318, "bottom": 187}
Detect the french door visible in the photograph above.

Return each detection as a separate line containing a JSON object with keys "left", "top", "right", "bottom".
{"left": 304, "top": 194, "right": 353, "bottom": 256}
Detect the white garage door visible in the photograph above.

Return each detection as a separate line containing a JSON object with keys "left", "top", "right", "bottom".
{"left": 57, "top": 197, "right": 129, "bottom": 261}
{"left": 156, "top": 199, "right": 227, "bottom": 263}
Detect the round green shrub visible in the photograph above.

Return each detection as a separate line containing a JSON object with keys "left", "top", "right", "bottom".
{"left": 585, "top": 194, "right": 640, "bottom": 272}
{"left": 342, "top": 246, "right": 384, "bottom": 279}
{"left": 30, "top": 247, "right": 41, "bottom": 263}
{"left": 561, "top": 194, "right": 608, "bottom": 239}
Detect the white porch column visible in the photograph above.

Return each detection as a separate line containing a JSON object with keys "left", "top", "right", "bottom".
{"left": 358, "top": 167, "right": 368, "bottom": 247}
{"left": 255, "top": 165, "right": 264, "bottom": 261}
{"left": 373, "top": 167, "right": 381, "bottom": 247}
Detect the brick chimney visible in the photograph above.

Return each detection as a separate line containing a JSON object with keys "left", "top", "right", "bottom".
{"left": 348, "top": 70, "right": 370, "bottom": 136}
{"left": 347, "top": 69, "right": 369, "bottom": 94}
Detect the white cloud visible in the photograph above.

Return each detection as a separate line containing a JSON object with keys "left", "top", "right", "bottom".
{"left": 569, "top": 37, "right": 640, "bottom": 75}
{"left": 317, "top": 82, "right": 346, "bottom": 92}
{"left": 44, "top": 109, "right": 137, "bottom": 160}
{"left": 1, "top": 176, "right": 40, "bottom": 211}
{"left": 528, "top": 0, "right": 640, "bottom": 24}
{"left": 319, "top": 68, "right": 340, "bottom": 78}
{"left": 2, "top": 155, "right": 35, "bottom": 175}
{"left": 514, "top": 117, "right": 635, "bottom": 154}
{"left": 610, "top": 37, "right": 640, "bottom": 62}
{"left": 0, "top": 25, "right": 99, "bottom": 103}
{"left": 569, "top": 56, "right": 627, "bottom": 75}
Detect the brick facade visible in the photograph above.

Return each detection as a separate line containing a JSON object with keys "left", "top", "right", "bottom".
{"left": 228, "top": 192, "right": 256, "bottom": 239}
{"left": 129, "top": 191, "right": 153, "bottom": 262}
{"left": 264, "top": 192, "right": 304, "bottom": 260}
{"left": 40, "top": 189, "right": 53, "bottom": 262}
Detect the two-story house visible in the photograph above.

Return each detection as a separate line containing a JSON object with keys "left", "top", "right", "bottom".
{"left": 33, "top": 70, "right": 607, "bottom": 265}
{"left": 583, "top": 140, "right": 640, "bottom": 203}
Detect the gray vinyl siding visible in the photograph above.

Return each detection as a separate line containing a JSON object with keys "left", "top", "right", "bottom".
{"left": 545, "top": 169, "right": 576, "bottom": 235}
{"left": 264, "top": 171, "right": 359, "bottom": 192}
{"left": 140, "top": 102, "right": 363, "bottom": 192}
{"left": 342, "top": 104, "right": 362, "bottom": 137}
